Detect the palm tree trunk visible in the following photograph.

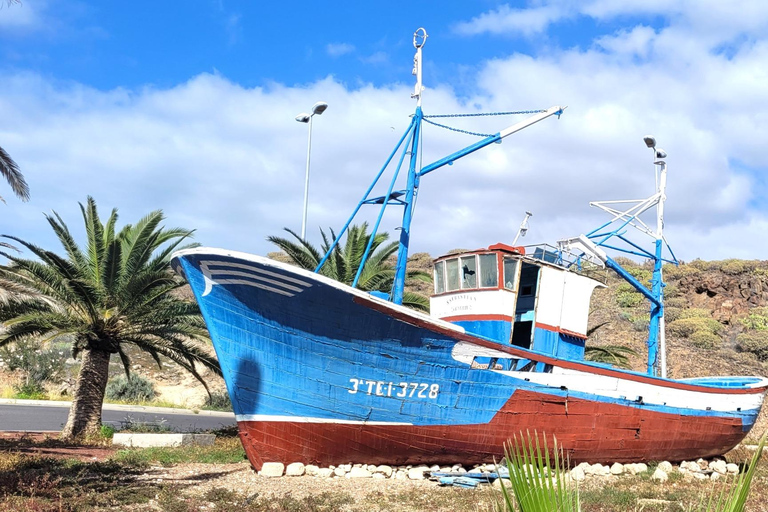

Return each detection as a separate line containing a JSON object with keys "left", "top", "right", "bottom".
{"left": 60, "top": 348, "right": 111, "bottom": 439}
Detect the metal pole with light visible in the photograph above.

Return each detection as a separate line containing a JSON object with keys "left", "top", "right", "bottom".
{"left": 512, "top": 211, "right": 533, "bottom": 245}
{"left": 295, "top": 101, "right": 328, "bottom": 240}
{"left": 643, "top": 135, "right": 668, "bottom": 378}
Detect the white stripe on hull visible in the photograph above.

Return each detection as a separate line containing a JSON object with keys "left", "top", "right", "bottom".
{"left": 236, "top": 414, "right": 413, "bottom": 426}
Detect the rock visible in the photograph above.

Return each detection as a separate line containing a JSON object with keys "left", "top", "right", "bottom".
{"left": 305, "top": 465, "right": 320, "bottom": 477}
{"left": 375, "top": 465, "right": 393, "bottom": 477}
{"left": 333, "top": 467, "right": 347, "bottom": 477}
{"left": 577, "top": 462, "right": 590, "bottom": 472}
{"left": 726, "top": 463, "right": 739, "bottom": 474}
{"left": 610, "top": 463, "right": 624, "bottom": 475}
{"left": 711, "top": 472, "right": 722, "bottom": 482}
{"left": 570, "top": 466, "right": 586, "bottom": 482}
{"left": 657, "top": 461, "right": 673, "bottom": 474}
{"left": 651, "top": 467, "right": 668, "bottom": 482}
{"left": 394, "top": 471, "right": 408, "bottom": 480}
{"left": 710, "top": 460, "right": 727, "bottom": 475}
{"left": 366, "top": 464, "right": 377, "bottom": 472}
{"left": 430, "top": 464, "right": 440, "bottom": 472}
{"left": 697, "top": 459, "right": 709, "bottom": 471}
{"left": 680, "top": 461, "right": 700, "bottom": 473}
{"left": 634, "top": 463, "right": 649, "bottom": 474}
{"left": 693, "top": 473, "right": 709, "bottom": 481}
{"left": 260, "top": 462, "right": 284, "bottom": 478}
{"left": 317, "top": 468, "right": 333, "bottom": 478}
{"left": 492, "top": 478, "right": 504, "bottom": 490}
{"left": 347, "top": 467, "right": 372, "bottom": 478}
{"left": 340, "top": 464, "right": 352, "bottom": 472}
{"left": 285, "top": 462, "right": 305, "bottom": 477}
{"left": 408, "top": 466, "right": 430, "bottom": 480}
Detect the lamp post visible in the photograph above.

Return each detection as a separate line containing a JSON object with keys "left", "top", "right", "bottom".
{"left": 643, "top": 135, "right": 668, "bottom": 378}
{"left": 295, "top": 101, "right": 328, "bottom": 240}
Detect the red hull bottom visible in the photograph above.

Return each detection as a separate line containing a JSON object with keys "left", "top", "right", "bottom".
{"left": 237, "top": 390, "right": 747, "bottom": 470}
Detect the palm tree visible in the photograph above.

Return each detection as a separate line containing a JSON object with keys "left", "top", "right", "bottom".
{"left": 0, "top": 145, "right": 30, "bottom": 203}
{"left": 0, "top": 197, "right": 219, "bottom": 438}
{"left": 268, "top": 223, "right": 431, "bottom": 312}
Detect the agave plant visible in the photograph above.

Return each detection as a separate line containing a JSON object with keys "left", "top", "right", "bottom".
{"left": 495, "top": 431, "right": 766, "bottom": 512}
{"left": 496, "top": 432, "right": 579, "bottom": 512}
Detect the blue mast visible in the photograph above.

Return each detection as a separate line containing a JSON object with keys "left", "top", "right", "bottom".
{"left": 573, "top": 137, "right": 676, "bottom": 377}
{"left": 316, "top": 28, "right": 565, "bottom": 306}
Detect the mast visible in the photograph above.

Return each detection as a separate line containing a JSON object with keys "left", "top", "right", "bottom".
{"left": 392, "top": 28, "right": 427, "bottom": 305}
{"left": 575, "top": 137, "right": 674, "bottom": 377}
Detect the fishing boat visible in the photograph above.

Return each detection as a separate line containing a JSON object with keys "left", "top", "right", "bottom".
{"left": 172, "top": 29, "right": 768, "bottom": 469}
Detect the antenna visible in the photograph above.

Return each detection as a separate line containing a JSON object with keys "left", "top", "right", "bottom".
{"left": 512, "top": 211, "right": 533, "bottom": 245}
{"left": 411, "top": 28, "right": 427, "bottom": 106}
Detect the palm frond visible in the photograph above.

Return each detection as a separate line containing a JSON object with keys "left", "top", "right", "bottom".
{"left": 0, "top": 145, "right": 30, "bottom": 201}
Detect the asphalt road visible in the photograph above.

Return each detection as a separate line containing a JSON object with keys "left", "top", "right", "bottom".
{"left": 0, "top": 399, "right": 236, "bottom": 433}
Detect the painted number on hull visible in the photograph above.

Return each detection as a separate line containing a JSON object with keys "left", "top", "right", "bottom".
{"left": 348, "top": 379, "right": 439, "bottom": 399}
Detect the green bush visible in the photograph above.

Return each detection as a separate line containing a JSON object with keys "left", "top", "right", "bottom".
{"left": 665, "top": 297, "right": 689, "bottom": 309}
{"left": 719, "top": 259, "right": 747, "bottom": 275}
{"left": 626, "top": 267, "right": 652, "bottom": 286}
{"left": 202, "top": 390, "right": 233, "bottom": 412}
{"left": 0, "top": 339, "right": 70, "bottom": 398}
{"left": 740, "top": 307, "right": 768, "bottom": 331}
{"left": 667, "top": 317, "right": 723, "bottom": 338}
{"left": 689, "top": 330, "right": 721, "bottom": 349}
{"left": 676, "top": 307, "right": 711, "bottom": 320}
{"left": 105, "top": 374, "right": 156, "bottom": 403}
{"left": 665, "top": 307, "right": 682, "bottom": 322}
{"left": 663, "top": 263, "right": 700, "bottom": 280}
{"left": 663, "top": 283, "right": 680, "bottom": 298}
{"left": 615, "top": 283, "right": 644, "bottom": 308}
{"left": 738, "top": 331, "right": 768, "bottom": 361}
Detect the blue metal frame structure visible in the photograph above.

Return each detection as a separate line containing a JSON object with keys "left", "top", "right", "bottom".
{"left": 315, "top": 29, "right": 565, "bottom": 305}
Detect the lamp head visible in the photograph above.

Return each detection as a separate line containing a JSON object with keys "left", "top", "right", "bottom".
{"left": 295, "top": 113, "right": 311, "bottom": 123}
{"left": 311, "top": 102, "right": 328, "bottom": 116}
{"left": 643, "top": 136, "right": 656, "bottom": 148}
{"left": 655, "top": 148, "right": 667, "bottom": 159}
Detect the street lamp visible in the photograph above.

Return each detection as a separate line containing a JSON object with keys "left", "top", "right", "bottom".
{"left": 295, "top": 101, "right": 328, "bottom": 240}
{"left": 643, "top": 135, "right": 668, "bottom": 378}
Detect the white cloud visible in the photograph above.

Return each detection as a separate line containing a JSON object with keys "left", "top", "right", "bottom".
{"left": 0, "top": 0, "right": 41, "bottom": 29}
{"left": 326, "top": 42, "right": 355, "bottom": 57}
{"left": 2, "top": 3, "right": 768, "bottom": 264}
{"left": 453, "top": 4, "right": 569, "bottom": 37}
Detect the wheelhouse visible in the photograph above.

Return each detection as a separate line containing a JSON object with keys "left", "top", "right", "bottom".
{"left": 430, "top": 243, "right": 603, "bottom": 362}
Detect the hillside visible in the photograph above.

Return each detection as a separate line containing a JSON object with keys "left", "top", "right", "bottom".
{"left": 587, "top": 258, "right": 768, "bottom": 439}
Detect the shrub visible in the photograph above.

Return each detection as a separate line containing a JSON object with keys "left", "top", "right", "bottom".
{"left": 665, "top": 297, "right": 689, "bottom": 309}
{"left": 737, "top": 331, "right": 768, "bottom": 361}
{"left": 616, "top": 283, "right": 644, "bottom": 308}
{"left": 105, "top": 374, "right": 155, "bottom": 403}
{"left": 663, "top": 263, "right": 700, "bottom": 280}
{"left": 0, "top": 339, "right": 70, "bottom": 398}
{"left": 663, "top": 283, "right": 680, "bottom": 298}
{"left": 665, "top": 307, "right": 683, "bottom": 322}
{"left": 667, "top": 317, "right": 723, "bottom": 338}
{"left": 719, "top": 259, "right": 747, "bottom": 275}
{"left": 626, "top": 267, "right": 652, "bottom": 286}
{"left": 689, "top": 330, "right": 721, "bottom": 349}
{"left": 203, "top": 390, "right": 233, "bottom": 412}
{"left": 676, "top": 307, "right": 711, "bottom": 320}
{"left": 740, "top": 307, "right": 768, "bottom": 331}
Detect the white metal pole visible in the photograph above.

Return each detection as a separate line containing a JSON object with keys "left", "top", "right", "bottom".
{"left": 301, "top": 115, "right": 313, "bottom": 240}
{"left": 657, "top": 160, "right": 668, "bottom": 378}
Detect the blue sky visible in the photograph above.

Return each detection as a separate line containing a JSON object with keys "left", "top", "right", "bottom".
{"left": 2, "top": 0, "right": 768, "bottom": 262}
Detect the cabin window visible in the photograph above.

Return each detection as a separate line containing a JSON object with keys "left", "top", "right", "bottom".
{"left": 461, "top": 256, "right": 477, "bottom": 289}
{"left": 479, "top": 253, "right": 498, "bottom": 288}
{"left": 504, "top": 257, "right": 519, "bottom": 291}
{"left": 434, "top": 261, "right": 445, "bottom": 294}
{"left": 446, "top": 258, "right": 460, "bottom": 291}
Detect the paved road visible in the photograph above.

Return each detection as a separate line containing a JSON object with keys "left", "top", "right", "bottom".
{"left": 0, "top": 399, "right": 236, "bottom": 433}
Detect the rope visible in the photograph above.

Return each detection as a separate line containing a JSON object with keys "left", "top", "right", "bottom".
{"left": 422, "top": 117, "right": 493, "bottom": 138}
{"left": 421, "top": 109, "right": 547, "bottom": 138}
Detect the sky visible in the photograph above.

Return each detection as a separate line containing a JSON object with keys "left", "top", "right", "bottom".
{"left": 1, "top": 0, "right": 768, "bottom": 264}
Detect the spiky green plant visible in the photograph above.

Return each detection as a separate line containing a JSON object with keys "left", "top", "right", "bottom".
{"left": 693, "top": 432, "right": 766, "bottom": 512}
{"left": 268, "top": 223, "right": 431, "bottom": 312}
{"left": 0, "top": 197, "right": 220, "bottom": 438}
{"left": 584, "top": 345, "right": 639, "bottom": 369}
{"left": 0, "top": 145, "right": 29, "bottom": 203}
{"left": 496, "top": 431, "right": 580, "bottom": 512}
